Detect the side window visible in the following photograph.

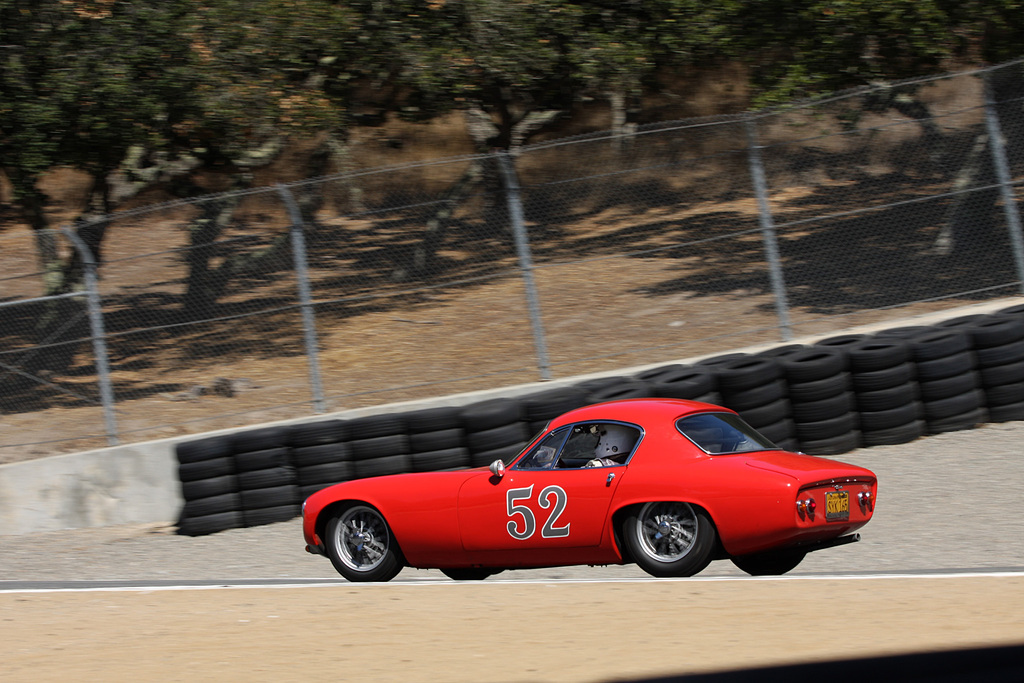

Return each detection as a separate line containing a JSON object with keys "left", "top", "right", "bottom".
{"left": 515, "top": 428, "right": 570, "bottom": 470}
{"left": 557, "top": 422, "right": 640, "bottom": 469}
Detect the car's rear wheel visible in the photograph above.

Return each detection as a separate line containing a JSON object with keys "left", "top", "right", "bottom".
{"left": 325, "top": 504, "right": 403, "bottom": 582}
{"left": 730, "top": 549, "right": 806, "bottom": 576}
{"left": 624, "top": 502, "right": 716, "bottom": 578}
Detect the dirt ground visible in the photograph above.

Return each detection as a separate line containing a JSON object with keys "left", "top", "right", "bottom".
{"left": 4, "top": 576, "right": 1023, "bottom": 682}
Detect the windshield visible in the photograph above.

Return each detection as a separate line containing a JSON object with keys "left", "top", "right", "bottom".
{"left": 675, "top": 412, "right": 776, "bottom": 454}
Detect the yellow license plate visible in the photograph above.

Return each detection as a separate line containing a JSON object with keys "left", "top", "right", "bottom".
{"left": 825, "top": 491, "right": 849, "bottom": 522}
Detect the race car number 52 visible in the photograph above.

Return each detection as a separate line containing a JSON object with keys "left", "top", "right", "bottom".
{"left": 506, "top": 485, "right": 570, "bottom": 540}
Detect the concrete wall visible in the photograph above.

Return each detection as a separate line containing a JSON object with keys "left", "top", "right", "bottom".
{"left": 3, "top": 299, "right": 1019, "bottom": 537}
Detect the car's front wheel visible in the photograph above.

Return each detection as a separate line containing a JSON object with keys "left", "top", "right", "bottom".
{"left": 325, "top": 504, "right": 403, "bottom": 582}
{"left": 623, "top": 501, "right": 716, "bottom": 578}
{"left": 730, "top": 549, "right": 806, "bottom": 576}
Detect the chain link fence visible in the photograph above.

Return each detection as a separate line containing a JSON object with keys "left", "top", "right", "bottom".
{"left": 2, "top": 59, "right": 1023, "bottom": 461}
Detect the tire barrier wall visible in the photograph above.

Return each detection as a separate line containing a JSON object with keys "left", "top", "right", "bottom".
{"left": 175, "top": 304, "right": 1024, "bottom": 535}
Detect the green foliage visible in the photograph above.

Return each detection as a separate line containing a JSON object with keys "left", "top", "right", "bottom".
{"left": 3, "top": 0, "right": 1023, "bottom": 208}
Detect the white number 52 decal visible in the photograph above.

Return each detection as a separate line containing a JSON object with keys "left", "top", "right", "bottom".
{"left": 506, "top": 485, "right": 570, "bottom": 540}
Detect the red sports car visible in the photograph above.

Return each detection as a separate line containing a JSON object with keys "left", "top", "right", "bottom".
{"left": 302, "top": 398, "right": 876, "bottom": 581}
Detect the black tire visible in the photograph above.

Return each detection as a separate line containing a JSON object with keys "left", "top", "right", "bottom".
{"left": 779, "top": 347, "right": 847, "bottom": 383}
{"left": 622, "top": 502, "right": 716, "bottom": 578}
{"left": 913, "top": 351, "right": 976, "bottom": 382}
{"left": 875, "top": 326, "right": 931, "bottom": 340}
{"left": 926, "top": 407, "right": 987, "bottom": 434}
{"left": 176, "top": 436, "right": 233, "bottom": 464}
{"left": 296, "top": 460, "right": 354, "bottom": 486}
{"left": 850, "top": 362, "right": 915, "bottom": 391}
{"left": 788, "top": 372, "right": 852, "bottom": 403}
{"left": 522, "top": 387, "right": 589, "bottom": 423}
{"left": 237, "top": 466, "right": 297, "bottom": 491}
{"left": 909, "top": 329, "right": 972, "bottom": 361}
{"left": 410, "top": 428, "right": 466, "bottom": 453}
{"left": 440, "top": 568, "right": 496, "bottom": 581}
{"left": 731, "top": 549, "right": 807, "bottom": 576}
{"left": 980, "top": 359, "right": 1024, "bottom": 386}
{"left": 240, "top": 484, "right": 300, "bottom": 509}
{"left": 586, "top": 378, "right": 653, "bottom": 402}
{"left": 756, "top": 418, "right": 796, "bottom": 445}
{"left": 353, "top": 454, "right": 412, "bottom": 479}
{"left": 846, "top": 339, "right": 909, "bottom": 373}
{"left": 794, "top": 412, "right": 858, "bottom": 441}
{"left": 983, "top": 381, "right": 1024, "bottom": 406}
{"left": 177, "top": 511, "right": 244, "bottom": 536}
{"left": 460, "top": 398, "right": 524, "bottom": 432}
{"left": 324, "top": 504, "right": 403, "bottom": 582}
{"left": 230, "top": 426, "right": 290, "bottom": 454}
{"left": 756, "top": 344, "right": 805, "bottom": 359}
{"left": 716, "top": 357, "right": 782, "bottom": 392}
{"left": 859, "top": 402, "right": 923, "bottom": 432}
{"left": 469, "top": 443, "right": 526, "bottom": 468}
{"left": 234, "top": 447, "right": 290, "bottom": 473}
{"left": 862, "top": 420, "right": 925, "bottom": 446}
{"left": 798, "top": 430, "right": 861, "bottom": 456}
{"left": 791, "top": 392, "right": 854, "bottom": 423}
{"left": 988, "top": 401, "right": 1024, "bottom": 422}
{"left": 720, "top": 379, "right": 787, "bottom": 411}
{"left": 288, "top": 419, "right": 350, "bottom": 448}
{"left": 182, "top": 492, "right": 242, "bottom": 518}
{"left": 243, "top": 504, "right": 300, "bottom": 527}
{"left": 181, "top": 474, "right": 238, "bottom": 501}
{"left": 467, "top": 422, "right": 530, "bottom": 453}
{"left": 975, "top": 339, "right": 1024, "bottom": 367}
{"left": 291, "top": 442, "right": 352, "bottom": 468}
{"left": 971, "top": 315, "right": 1024, "bottom": 348}
{"left": 403, "top": 406, "right": 463, "bottom": 433}
{"left": 410, "top": 447, "right": 471, "bottom": 472}
{"left": 350, "top": 434, "right": 410, "bottom": 460}
{"left": 736, "top": 398, "right": 791, "bottom": 427}
{"left": 650, "top": 366, "right": 719, "bottom": 400}
{"left": 348, "top": 413, "right": 406, "bottom": 440}
{"left": 917, "top": 372, "right": 980, "bottom": 401}
{"left": 855, "top": 383, "right": 918, "bottom": 412}
{"left": 178, "top": 456, "right": 234, "bottom": 482}
{"left": 936, "top": 314, "right": 988, "bottom": 331}
{"left": 695, "top": 353, "right": 747, "bottom": 368}
{"left": 922, "top": 390, "right": 985, "bottom": 422}
{"left": 813, "top": 334, "right": 868, "bottom": 350}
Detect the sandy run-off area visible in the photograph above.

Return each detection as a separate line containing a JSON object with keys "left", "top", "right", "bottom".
{"left": 4, "top": 574, "right": 1024, "bottom": 682}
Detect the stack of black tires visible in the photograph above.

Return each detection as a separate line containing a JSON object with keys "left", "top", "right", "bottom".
{"left": 176, "top": 305, "right": 1024, "bottom": 536}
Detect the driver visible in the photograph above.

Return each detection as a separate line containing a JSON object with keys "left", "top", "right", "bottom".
{"left": 584, "top": 425, "right": 634, "bottom": 467}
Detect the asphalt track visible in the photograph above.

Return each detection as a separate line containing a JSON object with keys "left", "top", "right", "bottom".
{"left": 3, "top": 421, "right": 1024, "bottom": 681}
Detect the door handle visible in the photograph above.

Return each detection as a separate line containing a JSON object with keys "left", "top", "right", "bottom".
{"left": 606, "top": 472, "right": 615, "bottom": 486}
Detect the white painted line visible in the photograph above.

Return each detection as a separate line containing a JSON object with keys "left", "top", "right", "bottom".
{"left": 2, "top": 570, "right": 1024, "bottom": 594}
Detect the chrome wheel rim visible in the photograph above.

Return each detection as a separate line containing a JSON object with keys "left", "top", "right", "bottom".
{"left": 636, "top": 502, "right": 698, "bottom": 563}
{"left": 334, "top": 506, "right": 390, "bottom": 572}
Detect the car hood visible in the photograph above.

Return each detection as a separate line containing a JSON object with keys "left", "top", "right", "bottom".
{"left": 743, "top": 450, "right": 875, "bottom": 485}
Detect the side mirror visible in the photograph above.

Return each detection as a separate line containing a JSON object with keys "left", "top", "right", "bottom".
{"left": 489, "top": 459, "right": 505, "bottom": 478}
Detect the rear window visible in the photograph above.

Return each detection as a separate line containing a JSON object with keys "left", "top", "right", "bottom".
{"left": 676, "top": 412, "right": 776, "bottom": 454}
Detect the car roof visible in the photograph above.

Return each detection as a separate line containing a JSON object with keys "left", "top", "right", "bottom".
{"left": 547, "top": 398, "right": 733, "bottom": 430}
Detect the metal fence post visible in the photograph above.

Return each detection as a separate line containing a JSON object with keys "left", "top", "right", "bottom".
{"left": 496, "top": 151, "right": 552, "bottom": 380}
{"left": 983, "top": 71, "right": 1024, "bottom": 295}
{"left": 60, "top": 226, "right": 119, "bottom": 446}
{"left": 745, "top": 115, "right": 793, "bottom": 341}
{"left": 277, "top": 184, "right": 327, "bottom": 413}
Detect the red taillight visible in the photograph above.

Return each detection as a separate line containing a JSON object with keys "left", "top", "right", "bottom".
{"left": 796, "top": 497, "right": 817, "bottom": 518}
{"left": 858, "top": 491, "right": 873, "bottom": 511}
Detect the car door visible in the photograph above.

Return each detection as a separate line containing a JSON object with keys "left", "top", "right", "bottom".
{"left": 456, "top": 422, "right": 638, "bottom": 554}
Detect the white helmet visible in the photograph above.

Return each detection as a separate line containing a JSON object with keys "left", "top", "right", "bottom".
{"left": 594, "top": 425, "right": 635, "bottom": 459}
